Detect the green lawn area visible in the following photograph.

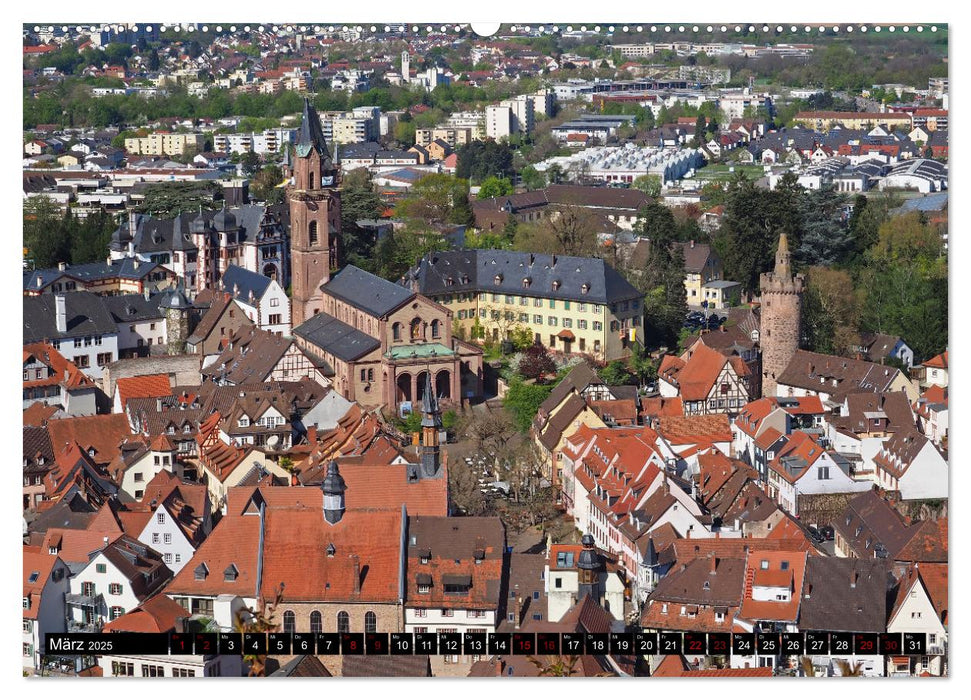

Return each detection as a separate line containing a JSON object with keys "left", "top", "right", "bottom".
{"left": 689, "top": 163, "right": 766, "bottom": 181}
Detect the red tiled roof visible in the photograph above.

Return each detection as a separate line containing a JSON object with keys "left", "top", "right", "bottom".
{"left": 116, "top": 374, "right": 172, "bottom": 410}
{"left": 24, "top": 401, "right": 59, "bottom": 427}
{"left": 23, "top": 342, "right": 94, "bottom": 392}
{"left": 102, "top": 594, "right": 189, "bottom": 633}
{"left": 658, "top": 414, "right": 733, "bottom": 445}
{"left": 739, "top": 550, "right": 807, "bottom": 623}
{"left": 924, "top": 351, "right": 948, "bottom": 369}
{"left": 23, "top": 547, "right": 60, "bottom": 619}
{"left": 47, "top": 413, "right": 133, "bottom": 466}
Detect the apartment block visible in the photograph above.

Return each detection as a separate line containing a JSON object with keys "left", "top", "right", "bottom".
{"left": 124, "top": 133, "right": 206, "bottom": 157}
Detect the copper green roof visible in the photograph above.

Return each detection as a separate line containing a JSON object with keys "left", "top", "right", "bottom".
{"left": 384, "top": 343, "right": 454, "bottom": 360}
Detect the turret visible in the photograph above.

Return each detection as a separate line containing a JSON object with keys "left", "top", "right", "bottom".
{"left": 321, "top": 461, "right": 346, "bottom": 525}
{"left": 576, "top": 534, "right": 604, "bottom": 603}
{"left": 159, "top": 284, "right": 192, "bottom": 355}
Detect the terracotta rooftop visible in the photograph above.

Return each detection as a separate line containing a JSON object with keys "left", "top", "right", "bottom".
{"left": 116, "top": 374, "right": 172, "bottom": 411}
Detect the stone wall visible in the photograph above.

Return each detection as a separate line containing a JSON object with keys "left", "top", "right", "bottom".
{"left": 103, "top": 354, "right": 203, "bottom": 398}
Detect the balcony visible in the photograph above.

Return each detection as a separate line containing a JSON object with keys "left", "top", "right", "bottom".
{"left": 67, "top": 619, "right": 102, "bottom": 633}
{"left": 65, "top": 592, "right": 102, "bottom": 607}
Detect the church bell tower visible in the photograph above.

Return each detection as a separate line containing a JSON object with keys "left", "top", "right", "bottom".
{"left": 289, "top": 98, "right": 341, "bottom": 327}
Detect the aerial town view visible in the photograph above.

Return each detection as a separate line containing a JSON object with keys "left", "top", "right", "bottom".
{"left": 21, "top": 21, "right": 948, "bottom": 679}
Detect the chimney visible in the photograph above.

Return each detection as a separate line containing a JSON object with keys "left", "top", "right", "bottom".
{"left": 551, "top": 254, "right": 557, "bottom": 268}
{"left": 58, "top": 261, "right": 67, "bottom": 272}
{"left": 690, "top": 239, "right": 695, "bottom": 248}
{"left": 144, "top": 288, "right": 151, "bottom": 301}
{"left": 710, "top": 555, "right": 718, "bottom": 575}
{"left": 850, "top": 571, "right": 858, "bottom": 588}
{"left": 54, "top": 295, "right": 67, "bottom": 333}
{"left": 133, "top": 258, "right": 140, "bottom": 270}
{"left": 351, "top": 554, "right": 361, "bottom": 594}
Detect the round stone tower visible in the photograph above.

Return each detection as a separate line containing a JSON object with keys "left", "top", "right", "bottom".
{"left": 160, "top": 284, "right": 192, "bottom": 356}
{"left": 759, "top": 233, "right": 804, "bottom": 397}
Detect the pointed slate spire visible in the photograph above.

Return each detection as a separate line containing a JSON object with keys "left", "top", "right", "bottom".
{"left": 295, "top": 97, "right": 331, "bottom": 160}
{"left": 421, "top": 371, "right": 440, "bottom": 427}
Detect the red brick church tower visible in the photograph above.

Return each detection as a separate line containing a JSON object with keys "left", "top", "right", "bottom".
{"left": 289, "top": 98, "right": 341, "bottom": 327}
{"left": 759, "top": 232, "right": 804, "bottom": 397}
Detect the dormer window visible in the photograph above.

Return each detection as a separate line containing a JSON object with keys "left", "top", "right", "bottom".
{"left": 494, "top": 274, "right": 503, "bottom": 285}
{"left": 445, "top": 277, "right": 454, "bottom": 287}
{"left": 522, "top": 277, "right": 531, "bottom": 289}
{"left": 551, "top": 280, "right": 561, "bottom": 291}
{"left": 326, "top": 543, "right": 336, "bottom": 557}
{"left": 194, "top": 563, "right": 209, "bottom": 581}
{"left": 224, "top": 564, "right": 239, "bottom": 582}
{"left": 239, "top": 416, "right": 250, "bottom": 427}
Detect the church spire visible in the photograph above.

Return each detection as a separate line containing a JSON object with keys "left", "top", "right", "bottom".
{"left": 419, "top": 372, "right": 442, "bottom": 479}
{"left": 295, "top": 97, "right": 331, "bottom": 160}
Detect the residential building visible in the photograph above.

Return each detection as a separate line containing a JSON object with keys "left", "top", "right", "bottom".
{"left": 887, "top": 563, "right": 948, "bottom": 676}
{"left": 65, "top": 535, "right": 172, "bottom": 632}
{"left": 23, "top": 293, "right": 121, "bottom": 380}
{"left": 110, "top": 204, "right": 291, "bottom": 294}
{"left": 404, "top": 250, "right": 644, "bottom": 362}
{"left": 658, "top": 343, "right": 753, "bottom": 416}
{"left": 776, "top": 349, "right": 917, "bottom": 406}
{"left": 201, "top": 326, "right": 329, "bottom": 387}
{"left": 23, "top": 547, "right": 70, "bottom": 671}
{"left": 24, "top": 258, "right": 177, "bottom": 298}
{"left": 415, "top": 127, "right": 474, "bottom": 148}
{"left": 219, "top": 265, "right": 291, "bottom": 335}
{"left": 764, "top": 431, "right": 871, "bottom": 516}
{"left": 404, "top": 516, "right": 505, "bottom": 668}
{"left": 545, "top": 538, "right": 625, "bottom": 622}
{"left": 798, "top": 557, "right": 890, "bottom": 677}
{"left": 872, "top": 429, "right": 948, "bottom": 500}
{"left": 23, "top": 342, "right": 97, "bottom": 416}
{"left": 124, "top": 132, "right": 206, "bottom": 157}
{"left": 793, "top": 111, "right": 912, "bottom": 131}
{"left": 473, "top": 185, "right": 650, "bottom": 232}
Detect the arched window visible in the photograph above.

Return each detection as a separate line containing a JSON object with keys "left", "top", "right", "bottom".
{"left": 283, "top": 610, "right": 295, "bottom": 634}
{"left": 410, "top": 318, "right": 422, "bottom": 341}
{"left": 431, "top": 319, "right": 441, "bottom": 339}
{"left": 310, "top": 611, "right": 322, "bottom": 634}
{"left": 309, "top": 221, "right": 318, "bottom": 246}
{"left": 337, "top": 611, "right": 350, "bottom": 634}
{"left": 393, "top": 322, "right": 402, "bottom": 341}
{"left": 309, "top": 171, "right": 316, "bottom": 190}
{"left": 365, "top": 611, "right": 377, "bottom": 634}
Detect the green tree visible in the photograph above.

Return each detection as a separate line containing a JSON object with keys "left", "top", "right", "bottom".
{"left": 477, "top": 176, "right": 514, "bottom": 199}
{"left": 599, "top": 360, "right": 634, "bottom": 385}
{"left": 632, "top": 202, "right": 688, "bottom": 348}
{"left": 250, "top": 164, "right": 284, "bottom": 204}
{"left": 503, "top": 378, "right": 553, "bottom": 433}
{"left": 520, "top": 164, "right": 546, "bottom": 191}
{"left": 802, "top": 267, "right": 861, "bottom": 356}
{"left": 136, "top": 181, "right": 221, "bottom": 217}
{"left": 339, "top": 168, "right": 385, "bottom": 270}
{"left": 395, "top": 174, "right": 474, "bottom": 226}
{"left": 23, "top": 196, "right": 70, "bottom": 269}
{"left": 632, "top": 174, "right": 662, "bottom": 199}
